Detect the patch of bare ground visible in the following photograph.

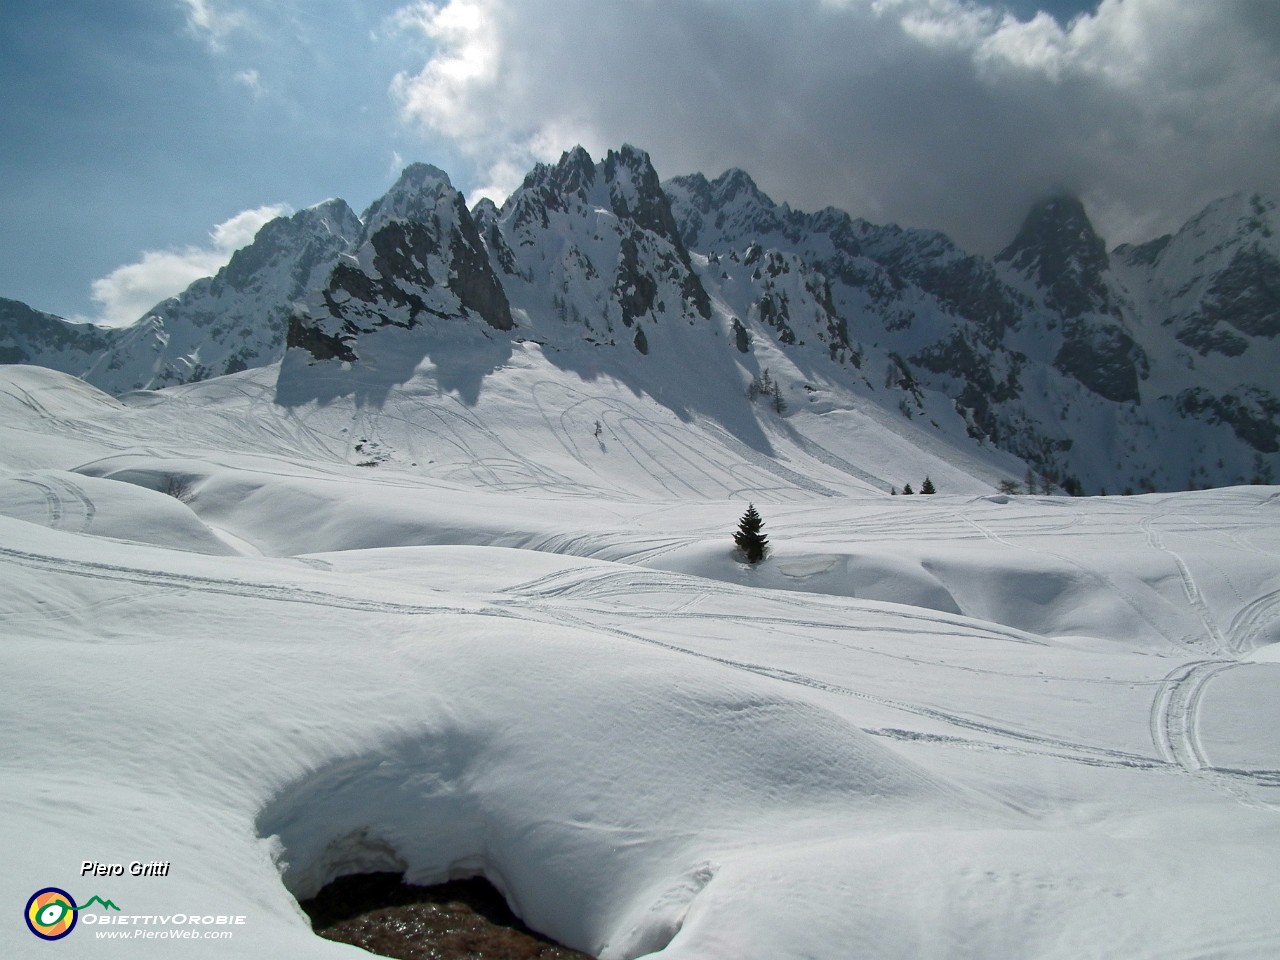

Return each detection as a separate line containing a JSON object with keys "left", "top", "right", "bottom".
{"left": 300, "top": 872, "right": 593, "bottom": 960}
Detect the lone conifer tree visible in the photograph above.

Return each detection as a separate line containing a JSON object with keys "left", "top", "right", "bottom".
{"left": 734, "top": 504, "right": 769, "bottom": 564}
{"left": 921, "top": 476, "right": 936, "bottom": 494}
{"left": 902, "top": 483, "right": 915, "bottom": 495}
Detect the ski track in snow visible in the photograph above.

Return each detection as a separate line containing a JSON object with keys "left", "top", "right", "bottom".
{"left": 519, "top": 595, "right": 1165, "bottom": 773}
{"left": 1228, "top": 589, "right": 1280, "bottom": 653}
{"left": 1142, "top": 514, "right": 1232, "bottom": 656}
{"left": 1148, "top": 659, "right": 1280, "bottom": 808}
{"left": 0, "top": 542, "right": 516, "bottom": 622}
{"left": 13, "top": 474, "right": 97, "bottom": 534}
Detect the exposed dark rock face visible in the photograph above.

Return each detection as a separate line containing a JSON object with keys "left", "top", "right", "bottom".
{"left": 471, "top": 198, "right": 517, "bottom": 276}
{"left": 1175, "top": 315, "right": 1250, "bottom": 357}
{"left": 997, "top": 194, "right": 1115, "bottom": 319}
{"left": 288, "top": 165, "right": 513, "bottom": 365}
{"left": 614, "top": 233, "right": 660, "bottom": 327}
{"left": 913, "top": 330, "right": 1024, "bottom": 442}
{"left": 601, "top": 145, "right": 690, "bottom": 261}
{"left": 1054, "top": 319, "right": 1147, "bottom": 404}
{"left": 1176, "top": 387, "right": 1280, "bottom": 452}
{"left": 1200, "top": 244, "right": 1280, "bottom": 339}
{"left": 285, "top": 313, "right": 357, "bottom": 363}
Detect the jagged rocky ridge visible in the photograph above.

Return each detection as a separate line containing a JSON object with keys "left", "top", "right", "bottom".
{"left": 4, "top": 147, "right": 1278, "bottom": 492}
{"left": 662, "top": 173, "right": 1279, "bottom": 490}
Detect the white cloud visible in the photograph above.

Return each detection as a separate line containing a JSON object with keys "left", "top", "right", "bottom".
{"left": 179, "top": 0, "right": 254, "bottom": 52}
{"left": 386, "top": 0, "right": 1280, "bottom": 251}
{"left": 233, "top": 68, "right": 265, "bottom": 98}
{"left": 388, "top": 0, "right": 556, "bottom": 203}
{"left": 209, "top": 204, "right": 286, "bottom": 250}
{"left": 89, "top": 204, "right": 290, "bottom": 327}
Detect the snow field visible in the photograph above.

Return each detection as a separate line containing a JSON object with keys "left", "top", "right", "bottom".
{"left": 2, "top": 363, "right": 1280, "bottom": 959}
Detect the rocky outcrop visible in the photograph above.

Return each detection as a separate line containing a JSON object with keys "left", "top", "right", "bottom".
{"left": 287, "top": 165, "right": 512, "bottom": 366}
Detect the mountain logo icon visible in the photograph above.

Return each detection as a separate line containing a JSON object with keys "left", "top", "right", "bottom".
{"left": 25, "top": 888, "right": 78, "bottom": 940}
{"left": 24, "top": 888, "right": 120, "bottom": 940}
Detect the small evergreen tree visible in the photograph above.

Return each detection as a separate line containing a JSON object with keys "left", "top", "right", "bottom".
{"left": 997, "top": 479, "right": 1021, "bottom": 495}
{"left": 920, "top": 476, "right": 936, "bottom": 495}
{"left": 733, "top": 504, "right": 769, "bottom": 564}
{"left": 902, "top": 483, "right": 915, "bottom": 495}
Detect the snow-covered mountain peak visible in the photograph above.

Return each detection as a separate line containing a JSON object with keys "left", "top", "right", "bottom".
{"left": 486, "top": 145, "right": 713, "bottom": 359}
{"left": 664, "top": 168, "right": 790, "bottom": 252}
{"left": 279, "top": 164, "right": 514, "bottom": 399}
{"left": 1124, "top": 191, "right": 1279, "bottom": 280}
{"left": 1114, "top": 190, "right": 1280, "bottom": 373}
{"left": 552, "top": 144, "right": 598, "bottom": 196}
{"left": 216, "top": 200, "right": 361, "bottom": 296}
{"left": 302, "top": 197, "right": 364, "bottom": 236}
{"left": 595, "top": 145, "right": 687, "bottom": 254}
{"left": 712, "top": 168, "right": 770, "bottom": 208}
{"left": 471, "top": 196, "right": 500, "bottom": 222}
{"left": 360, "top": 162, "right": 459, "bottom": 239}
{"left": 1179, "top": 191, "right": 1277, "bottom": 247}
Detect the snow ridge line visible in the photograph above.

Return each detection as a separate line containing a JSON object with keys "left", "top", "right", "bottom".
{"left": 507, "top": 564, "right": 1051, "bottom": 647}
{"left": 964, "top": 509, "right": 1198, "bottom": 654}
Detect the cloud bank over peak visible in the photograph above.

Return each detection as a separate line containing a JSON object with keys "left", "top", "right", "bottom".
{"left": 85, "top": 204, "right": 290, "bottom": 328}
{"left": 389, "top": 0, "right": 1280, "bottom": 251}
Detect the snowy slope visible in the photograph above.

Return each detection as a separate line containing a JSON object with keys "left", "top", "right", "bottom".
{"left": 3, "top": 362, "right": 1280, "bottom": 960}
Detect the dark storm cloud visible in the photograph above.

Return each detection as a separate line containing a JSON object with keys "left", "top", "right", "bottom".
{"left": 391, "top": 0, "right": 1280, "bottom": 251}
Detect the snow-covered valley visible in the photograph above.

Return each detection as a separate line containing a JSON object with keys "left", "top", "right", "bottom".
{"left": 2, "top": 356, "right": 1278, "bottom": 959}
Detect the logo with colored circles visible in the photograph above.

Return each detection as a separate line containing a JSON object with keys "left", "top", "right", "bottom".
{"left": 25, "top": 888, "right": 79, "bottom": 940}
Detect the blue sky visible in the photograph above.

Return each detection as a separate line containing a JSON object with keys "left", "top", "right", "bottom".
{"left": 4, "top": 0, "right": 1277, "bottom": 326}
{"left": 2, "top": 1, "right": 443, "bottom": 321}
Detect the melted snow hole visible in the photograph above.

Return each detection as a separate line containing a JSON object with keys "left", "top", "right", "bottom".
{"left": 255, "top": 736, "right": 705, "bottom": 959}
{"left": 300, "top": 871, "right": 590, "bottom": 960}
